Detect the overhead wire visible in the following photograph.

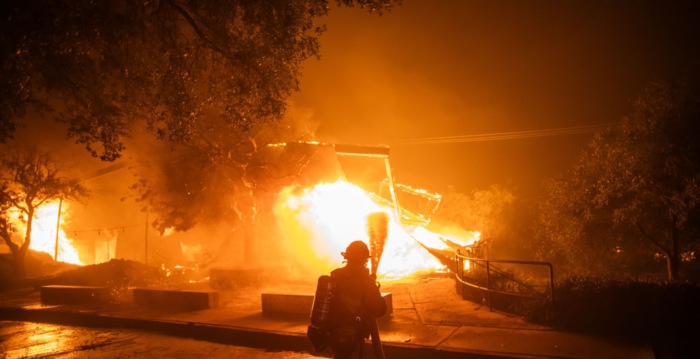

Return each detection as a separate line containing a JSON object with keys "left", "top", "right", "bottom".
{"left": 392, "top": 123, "right": 620, "bottom": 145}
{"left": 67, "top": 223, "right": 146, "bottom": 236}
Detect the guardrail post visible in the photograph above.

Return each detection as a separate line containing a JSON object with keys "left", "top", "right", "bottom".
{"left": 457, "top": 250, "right": 464, "bottom": 300}
{"left": 486, "top": 260, "right": 492, "bottom": 312}
{"left": 461, "top": 256, "right": 466, "bottom": 300}
{"left": 548, "top": 263, "right": 554, "bottom": 303}
{"left": 455, "top": 250, "right": 459, "bottom": 298}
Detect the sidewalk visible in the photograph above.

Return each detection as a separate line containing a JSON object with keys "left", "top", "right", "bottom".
{"left": 0, "top": 279, "right": 654, "bottom": 359}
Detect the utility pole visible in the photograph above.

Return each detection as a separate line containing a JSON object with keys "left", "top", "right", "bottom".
{"left": 144, "top": 211, "right": 149, "bottom": 266}
{"left": 53, "top": 162, "right": 127, "bottom": 263}
{"left": 54, "top": 198, "right": 63, "bottom": 261}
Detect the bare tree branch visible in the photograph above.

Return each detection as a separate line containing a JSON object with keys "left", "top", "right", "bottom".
{"left": 163, "top": 0, "right": 230, "bottom": 59}
{"left": 636, "top": 221, "right": 670, "bottom": 256}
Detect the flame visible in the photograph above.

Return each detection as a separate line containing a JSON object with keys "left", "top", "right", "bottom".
{"left": 180, "top": 241, "right": 202, "bottom": 262}
{"left": 10, "top": 201, "right": 84, "bottom": 265}
{"left": 275, "top": 180, "right": 475, "bottom": 278}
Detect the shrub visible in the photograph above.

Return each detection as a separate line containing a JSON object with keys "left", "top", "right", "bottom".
{"left": 522, "top": 277, "right": 700, "bottom": 339}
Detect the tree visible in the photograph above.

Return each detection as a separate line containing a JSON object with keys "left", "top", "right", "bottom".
{"left": 0, "top": 0, "right": 397, "bottom": 160}
{"left": 129, "top": 110, "right": 342, "bottom": 263}
{"left": 0, "top": 148, "right": 88, "bottom": 276}
{"left": 2, "top": 0, "right": 398, "bottom": 264}
{"left": 431, "top": 184, "right": 516, "bottom": 243}
{"left": 535, "top": 83, "right": 700, "bottom": 280}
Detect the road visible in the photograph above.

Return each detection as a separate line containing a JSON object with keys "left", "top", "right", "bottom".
{"left": 0, "top": 321, "right": 322, "bottom": 359}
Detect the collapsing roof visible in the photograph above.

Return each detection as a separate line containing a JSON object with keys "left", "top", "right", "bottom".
{"left": 265, "top": 141, "right": 442, "bottom": 226}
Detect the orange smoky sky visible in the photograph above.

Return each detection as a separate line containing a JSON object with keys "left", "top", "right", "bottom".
{"left": 291, "top": 0, "right": 700, "bottom": 197}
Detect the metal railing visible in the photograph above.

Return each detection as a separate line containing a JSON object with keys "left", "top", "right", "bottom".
{"left": 454, "top": 249, "right": 554, "bottom": 312}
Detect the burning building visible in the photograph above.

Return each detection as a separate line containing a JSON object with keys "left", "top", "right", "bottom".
{"left": 1, "top": 141, "right": 478, "bottom": 284}
{"left": 262, "top": 142, "right": 479, "bottom": 279}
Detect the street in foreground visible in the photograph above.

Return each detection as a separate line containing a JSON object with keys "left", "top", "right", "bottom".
{"left": 0, "top": 321, "right": 321, "bottom": 359}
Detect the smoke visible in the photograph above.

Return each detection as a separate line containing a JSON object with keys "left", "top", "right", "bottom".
{"left": 120, "top": 102, "right": 325, "bottom": 270}
{"left": 0, "top": 96, "right": 328, "bottom": 272}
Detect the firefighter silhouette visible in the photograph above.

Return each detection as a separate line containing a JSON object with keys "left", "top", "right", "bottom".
{"left": 308, "top": 241, "right": 387, "bottom": 359}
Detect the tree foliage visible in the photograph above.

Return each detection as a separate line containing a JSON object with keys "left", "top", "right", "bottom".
{"left": 130, "top": 112, "right": 314, "bottom": 233}
{"left": 0, "top": 148, "right": 88, "bottom": 276}
{"left": 0, "top": 0, "right": 397, "bottom": 159}
{"left": 432, "top": 184, "right": 516, "bottom": 241}
{"left": 129, "top": 111, "right": 344, "bottom": 263}
{"left": 535, "top": 83, "right": 700, "bottom": 280}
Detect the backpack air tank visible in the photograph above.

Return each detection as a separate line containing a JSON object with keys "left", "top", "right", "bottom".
{"left": 307, "top": 275, "right": 333, "bottom": 352}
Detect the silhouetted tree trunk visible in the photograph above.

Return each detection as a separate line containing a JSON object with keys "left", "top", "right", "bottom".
{"left": 668, "top": 220, "right": 679, "bottom": 280}
{"left": 0, "top": 208, "right": 33, "bottom": 277}
{"left": 15, "top": 207, "right": 33, "bottom": 277}
{"left": 2, "top": 236, "right": 26, "bottom": 277}
{"left": 636, "top": 219, "right": 679, "bottom": 280}
{"left": 13, "top": 249, "right": 26, "bottom": 277}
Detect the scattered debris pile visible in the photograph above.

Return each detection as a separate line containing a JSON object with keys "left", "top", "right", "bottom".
{"left": 52, "top": 259, "right": 171, "bottom": 289}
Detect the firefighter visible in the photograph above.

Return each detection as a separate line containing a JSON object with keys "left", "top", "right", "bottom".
{"left": 328, "top": 241, "right": 387, "bottom": 359}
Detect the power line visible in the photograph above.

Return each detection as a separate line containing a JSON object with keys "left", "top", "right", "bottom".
{"left": 67, "top": 223, "right": 146, "bottom": 235}
{"left": 74, "top": 162, "right": 129, "bottom": 184}
{"left": 398, "top": 123, "right": 616, "bottom": 142}
{"left": 392, "top": 123, "right": 620, "bottom": 145}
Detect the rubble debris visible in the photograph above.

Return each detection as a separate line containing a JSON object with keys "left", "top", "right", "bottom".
{"left": 49, "top": 259, "right": 171, "bottom": 289}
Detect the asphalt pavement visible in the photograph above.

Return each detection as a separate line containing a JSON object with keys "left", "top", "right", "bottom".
{"left": 0, "top": 278, "right": 657, "bottom": 359}
{"left": 0, "top": 320, "right": 322, "bottom": 359}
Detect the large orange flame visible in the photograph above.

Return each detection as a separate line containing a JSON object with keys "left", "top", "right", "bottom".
{"left": 10, "top": 201, "right": 83, "bottom": 265}
{"left": 275, "top": 180, "right": 476, "bottom": 278}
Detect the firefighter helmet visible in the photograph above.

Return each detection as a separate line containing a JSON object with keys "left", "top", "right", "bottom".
{"left": 341, "top": 241, "right": 370, "bottom": 261}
